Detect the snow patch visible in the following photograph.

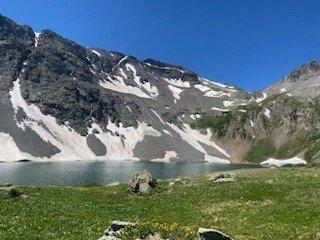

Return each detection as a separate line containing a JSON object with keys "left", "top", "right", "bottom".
{"left": 168, "top": 85, "right": 183, "bottom": 102}
{"left": 211, "top": 107, "right": 230, "bottom": 112}
{"left": 167, "top": 123, "right": 230, "bottom": 161}
{"left": 88, "top": 121, "right": 161, "bottom": 160}
{"left": 280, "top": 88, "right": 287, "bottom": 93}
{"left": 10, "top": 78, "right": 96, "bottom": 161}
{"left": 89, "top": 67, "right": 96, "bottom": 75}
{"left": 261, "top": 157, "right": 306, "bottom": 167}
{"left": 163, "top": 129, "right": 172, "bottom": 137}
{"left": 200, "top": 77, "right": 237, "bottom": 92}
{"left": 112, "top": 56, "right": 129, "bottom": 71}
{"left": 151, "top": 151, "right": 178, "bottom": 163}
{"left": 99, "top": 73, "right": 151, "bottom": 99}
{"left": 125, "top": 63, "right": 159, "bottom": 98}
{"left": 190, "top": 114, "right": 201, "bottom": 120}
{"left": 163, "top": 77, "right": 190, "bottom": 88}
{"left": 264, "top": 108, "right": 271, "bottom": 118}
{"left": 194, "top": 84, "right": 211, "bottom": 92}
{"left": 91, "top": 49, "right": 101, "bottom": 57}
{"left": 256, "top": 93, "right": 267, "bottom": 103}
{"left": 34, "top": 32, "right": 41, "bottom": 47}
{"left": 223, "top": 100, "right": 234, "bottom": 107}
{"left": 151, "top": 109, "right": 165, "bottom": 125}
{"left": 204, "top": 90, "right": 231, "bottom": 98}
{"left": 0, "top": 133, "right": 37, "bottom": 162}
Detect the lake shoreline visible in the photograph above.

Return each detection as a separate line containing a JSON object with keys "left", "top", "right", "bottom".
{"left": 0, "top": 161, "right": 261, "bottom": 186}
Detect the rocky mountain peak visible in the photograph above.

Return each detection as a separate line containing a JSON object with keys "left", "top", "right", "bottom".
{"left": 285, "top": 60, "right": 320, "bottom": 82}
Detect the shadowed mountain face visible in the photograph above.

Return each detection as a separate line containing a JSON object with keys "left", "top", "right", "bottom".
{"left": 0, "top": 14, "right": 319, "bottom": 163}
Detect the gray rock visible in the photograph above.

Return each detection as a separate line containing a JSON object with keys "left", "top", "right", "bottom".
{"left": 106, "top": 182, "right": 120, "bottom": 187}
{"left": 198, "top": 227, "right": 232, "bottom": 240}
{"left": 128, "top": 171, "right": 157, "bottom": 194}
{"left": 7, "top": 187, "right": 23, "bottom": 198}
{"left": 210, "top": 172, "right": 236, "bottom": 183}
{"left": 213, "top": 177, "right": 235, "bottom": 183}
{"left": 99, "top": 220, "right": 135, "bottom": 240}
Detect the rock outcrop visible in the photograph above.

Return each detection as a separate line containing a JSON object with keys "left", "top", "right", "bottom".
{"left": 128, "top": 171, "right": 157, "bottom": 194}
{"left": 198, "top": 227, "right": 233, "bottom": 240}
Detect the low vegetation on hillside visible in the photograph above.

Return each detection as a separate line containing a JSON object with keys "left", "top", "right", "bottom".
{"left": 191, "top": 95, "right": 320, "bottom": 163}
{"left": 1, "top": 167, "right": 320, "bottom": 239}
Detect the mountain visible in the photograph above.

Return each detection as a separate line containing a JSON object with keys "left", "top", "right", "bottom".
{"left": 191, "top": 60, "right": 320, "bottom": 164}
{"left": 0, "top": 14, "right": 319, "bottom": 163}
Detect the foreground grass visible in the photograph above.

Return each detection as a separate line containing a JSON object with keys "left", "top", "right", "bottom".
{"left": 1, "top": 167, "right": 320, "bottom": 239}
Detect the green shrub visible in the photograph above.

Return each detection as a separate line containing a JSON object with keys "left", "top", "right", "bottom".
{"left": 243, "top": 138, "right": 277, "bottom": 163}
{"left": 305, "top": 140, "right": 320, "bottom": 162}
{"left": 191, "top": 112, "right": 234, "bottom": 138}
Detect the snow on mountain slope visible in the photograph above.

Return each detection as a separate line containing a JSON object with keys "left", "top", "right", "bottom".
{"left": 0, "top": 13, "right": 260, "bottom": 163}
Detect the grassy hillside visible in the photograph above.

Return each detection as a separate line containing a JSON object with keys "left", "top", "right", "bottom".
{"left": 191, "top": 95, "right": 320, "bottom": 163}
{"left": 1, "top": 167, "right": 320, "bottom": 239}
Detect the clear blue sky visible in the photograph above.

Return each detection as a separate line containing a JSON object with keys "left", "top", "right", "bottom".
{"left": 1, "top": 0, "right": 320, "bottom": 91}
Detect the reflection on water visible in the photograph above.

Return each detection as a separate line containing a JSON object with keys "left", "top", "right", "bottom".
{"left": 0, "top": 161, "right": 260, "bottom": 186}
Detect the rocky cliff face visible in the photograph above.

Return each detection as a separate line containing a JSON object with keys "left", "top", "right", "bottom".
{"left": 1, "top": 14, "right": 320, "bottom": 163}
{"left": 0, "top": 14, "right": 249, "bottom": 162}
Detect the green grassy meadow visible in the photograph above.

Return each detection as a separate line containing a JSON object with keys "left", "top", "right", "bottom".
{"left": 1, "top": 167, "right": 320, "bottom": 239}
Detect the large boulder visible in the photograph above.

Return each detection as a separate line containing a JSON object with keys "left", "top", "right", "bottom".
{"left": 198, "top": 227, "right": 233, "bottom": 240}
{"left": 128, "top": 171, "right": 157, "bottom": 194}
{"left": 7, "top": 187, "right": 22, "bottom": 198}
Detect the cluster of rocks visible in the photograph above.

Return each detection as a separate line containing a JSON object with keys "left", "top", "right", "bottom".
{"left": 168, "top": 177, "right": 185, "bottom": 187}
{"left": 210, "top": 172, "right": 236, "bottom": 183}
{"left": 98, "top": 221, "right": 232, "bottom": 240}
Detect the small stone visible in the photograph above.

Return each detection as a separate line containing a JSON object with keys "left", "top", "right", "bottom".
{"left": 210, "top": 172, "right": 236, "bottom": 183}
{"left": 99, "top": 221, "right": 136, "bottom": 240}
{"left": 21, "top": 194, "right": 28, "bottom": 199}
{"left": 174, "top": 178, "right": 182, "bottom": 183}
{"left": 198, "top": 227, "right": 232, "bottom": 240}
{"left": 109, "top": 220, "right": 135, "bottom": 232}
{"left": 213, "top": 178, "right": 235, "bottom": 183}
{"left": 106, "top": 182, "right": 120, "bottom": 187}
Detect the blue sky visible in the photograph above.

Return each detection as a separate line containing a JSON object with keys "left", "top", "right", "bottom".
{"left": 1, "top": 0, "right": 320, "bottom": 91}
